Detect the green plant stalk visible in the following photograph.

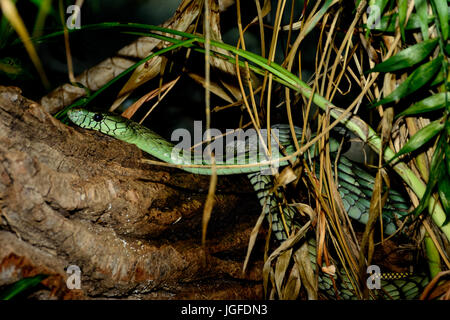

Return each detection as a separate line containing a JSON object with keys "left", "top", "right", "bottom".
{"left": 32, "top": 23, "right": 303, "bottom": 90}
{"left": 121, "top": 31, "right": 296, "bottom": 90}
{"left": 424, "top": 232, "right": 442, "bottom": 277}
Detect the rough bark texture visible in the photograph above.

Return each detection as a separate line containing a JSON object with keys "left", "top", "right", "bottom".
{"left": 0, "top": 86, "right": 265, "bottom": 299}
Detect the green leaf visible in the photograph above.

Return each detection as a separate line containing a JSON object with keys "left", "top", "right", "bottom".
{"left": 446, "top": 117, "right": 450, "bottom": 135}
{"left": 389, "top": 119, "right": 445, "bottom": 163}
{"left": 412, "top": 135, "right": 446, "bottom": 216}
{"left": 369, "top": 38, "right": 438, "bottom": 73}
{"left": 431, "top": 68, "right": 446, "bottom": 86}
{"left": 397, "top": 92, "right": 449, "bottom": 117}
{"left": 372, "top": 56, "right": 443, "bottom": 107}
{"left": 373, "top": 0, "right": 390, "bottom": 13}
{"left": 0, "top": 274, "right": 47, "bottom": 300}
{"left": 414, "top": 0, "right": 430, "bottom": 39}
{"left": 438, "top": 172, "right": 450, "bottom": 223}
{"left": 431, "top": 0, "right": 449, "bottom": 40}
{"left": 445, "top": 142, "right": 450, "bottom": 176}
{"left": 303, "top": 0, "right": 336, "bottom": 37}
{"left": 398, "top": 0, "right": 408, "bottom": 41}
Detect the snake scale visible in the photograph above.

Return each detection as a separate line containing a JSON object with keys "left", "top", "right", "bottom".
{"left": 67, "top": 108, "right": 429, "bottom": 299}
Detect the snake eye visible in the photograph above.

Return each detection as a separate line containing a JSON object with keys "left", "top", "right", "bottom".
{"left": 93, "top": 113, "right": 103, "bottom": 122}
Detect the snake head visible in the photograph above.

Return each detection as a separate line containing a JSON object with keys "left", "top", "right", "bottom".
{"left": 67, "top": 108, "right": 135, "bottom": 139}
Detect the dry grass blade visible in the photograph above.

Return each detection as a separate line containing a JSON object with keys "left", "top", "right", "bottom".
{"left": 32, "top": 0, "right": 52, "bottom": 38}
{"left": 253, "top": 0, "right": 270, "bottom": 59}
{"left": 242, "top": 207, "right": 266, "bottom": 273}
{"left": 208, "top": 0, "right": 244, "bottom": 100}
{"left": 202, "top": 163, "right": 217, "bottom": 245}
{"left": 201, "top": 0, "right": 217, "bottom": 247}
{"left": 420, "top": 270, "right": 450, "bottom": 300}
{"left": 294, "top": 242, "right": 318, "bottom": 300}
{"left": 275, "top": 249, "right": 293, "bottom": 298}
{"left": 262, "top": 221, "right": 310, "bottom": 298}
{"left": 358, "top": 169, "right": 389, "bottom": 297}
{"left": 276, "top": 167, "right": 297, "bottom": 187}
{"left": 188, "top": 72, "right": 234, "bottom": 103}
{"left": 302, "top": 139, "right": 362, "bottom": 297}
{"left": 118, "top": 76, "right": 180, "bottom": 119}
{"left": 236, "top": 0, "right": 262, "bottom": 130}
{"left": 282, "top": 257, "right": 302, "bottom": 300}
{"left": 57, "top": 0, "right": 76, "bottom": 84}
{"left": 115, "top": 56, "right": 165, "bottom": 105}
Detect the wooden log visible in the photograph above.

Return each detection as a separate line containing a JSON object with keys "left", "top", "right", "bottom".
{"left": 0, "top": 86, "right": 264, "bottom": 299}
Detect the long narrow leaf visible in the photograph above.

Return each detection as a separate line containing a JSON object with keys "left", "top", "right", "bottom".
{"left": 121, "top": 31, "right": 296, "bottom": 91}
{"left": 446, "top": 143, "right": 450, "bottom": 176}
{"left": 303, "top": 0, "right": 336, "bottom": 36}
{"left": 398, "top": 0, "right": 408, "bottom": 41}
{"left": 431, "top": 68, "right": 446, "bottom": 86}
{"left": 414, "top": 0, "right": 429, "bottom": 40}
{"left": 412, "top": 135, "right": 446, "bottom": 216}
{"left": 369, "top": 38, "right": 438, "bottom": 73}
{"left": 438, "top": 172, "right": 450, "bottom": 223}
{"left": 389, "top": 119, "right": 445, "bottom": 163}
{"left": 397, "top": 92, "right": 449, "bottom": 117}
{"left": 372, "top": 56, "right": 443, "bottom": 107}
{"left": 431, "top": 0, "right": 449, "bottom": 40}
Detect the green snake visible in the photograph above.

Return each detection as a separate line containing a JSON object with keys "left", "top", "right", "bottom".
{"left": 67, "top": 108, "right": 429, "bottom": 299}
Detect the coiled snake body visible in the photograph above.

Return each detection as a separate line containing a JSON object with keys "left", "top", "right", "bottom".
{"left": 68, "top": 108, "right": 429, "bottom": 299}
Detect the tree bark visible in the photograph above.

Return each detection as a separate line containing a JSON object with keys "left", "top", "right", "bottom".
{"left": 0, "top": 86, "right": 264, "bottom": 299}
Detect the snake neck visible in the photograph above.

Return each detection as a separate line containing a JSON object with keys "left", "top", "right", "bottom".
{"left": 130, "top": 123, "right": 292, "bottom": 175}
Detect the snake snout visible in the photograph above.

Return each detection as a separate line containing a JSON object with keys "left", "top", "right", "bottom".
{"left": 67, "top": 108, "right": 87, "bottom": 125}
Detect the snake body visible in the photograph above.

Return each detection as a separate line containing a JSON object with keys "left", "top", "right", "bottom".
{"left": 68, "top": 108, "right": 429, "bottom": 299}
